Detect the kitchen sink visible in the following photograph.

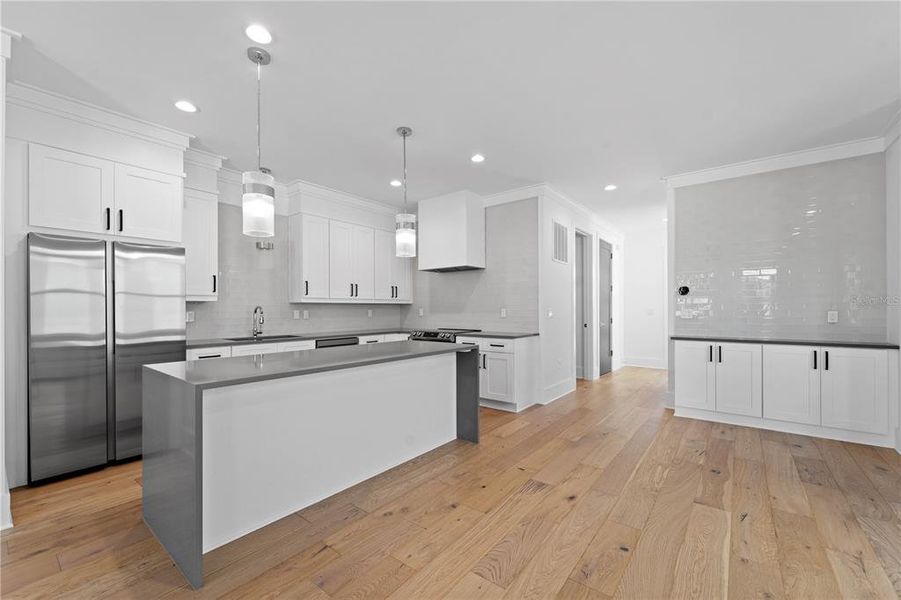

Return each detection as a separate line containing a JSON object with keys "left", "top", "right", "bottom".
{"left": 225, "top": 335, "right": 301, "bottom": 342}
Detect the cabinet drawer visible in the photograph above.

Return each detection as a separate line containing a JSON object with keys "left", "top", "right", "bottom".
{"left": 360, "top": 335, "right": 383, "bottom": 344}
{"left": 382, "top": 333, "right": 410, "bottom": 342}
{"left": 456, "top": 337, "right": 482, "bottom": 350}
{"left": 480, "top": 339, "right": 513, "bottom": 354}
{"left": 186, "top": 346, "right": 232, "bottom": 361}
{"left": 231, "top": 343, "right": 281, "bottom": 357}
{"left": 277, "top": 341, "right": 316, "bottom": 352}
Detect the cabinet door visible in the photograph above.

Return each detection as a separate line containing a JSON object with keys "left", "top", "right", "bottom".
{"left": 114, "top": 164, "right": 183, "bottom": 242}
{"left": 821, "top": 347, "right": 888, "bottom": 434}
{"left": 29, "top": 144, "right": 114, "bottom": 234}
{"left": 329, "top": 220, "right": 355, "bottom": 299}
{"left": 394, "top": 254, "right": 413, "bottom": 302}
{"left": 481, "top": 352, "right": 514, "bottom": 403}
{"left": 352, "top": 225, "right": 375, "bottom": 300}
{"left": 714, "top": 343, "right": 762, "bottom": 417}
{"left": 277, "top": 341, "right": 316, "bottom": 352}
{"left": 301, "top": 215, "right": 330, "bottom": 299}
{"left": 762, "top": 345, "right": 820, "bottom": 425}
{"left": 373, "top": 229, "right": 394, "bottom": 300}
{"left": 674, "top": 341, "right": 716, "bottom": 411}
{"left": 231, "top": 343, "right": 281, "bottom": 357}
{"left": 183, "top": 192, "right": 218, "bottom": 301}
{"left": 186, "top": 346, "right": 232, "bottom": 361}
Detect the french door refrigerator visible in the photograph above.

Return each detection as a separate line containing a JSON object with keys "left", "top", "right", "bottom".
{"left": 27, "top": 232, "right": 185, "bottom": 483}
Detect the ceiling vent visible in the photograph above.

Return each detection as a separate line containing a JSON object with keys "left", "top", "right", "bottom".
{"left": 417, "top": 191, "right": 486, "bottom": 272}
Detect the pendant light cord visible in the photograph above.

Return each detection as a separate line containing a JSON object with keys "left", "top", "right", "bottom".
{"left": 402, "top": 132, "right": 408, "bottom": 212}
{"left": 256, "top": 61, "right": 262, "bottom": 172}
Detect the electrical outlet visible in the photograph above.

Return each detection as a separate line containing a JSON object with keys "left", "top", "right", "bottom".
{"left": 418, "top": 308, "right": 424, "bottom": 317}
{"left": 547, "top": 309, "right": 554, "bottom": 318}
{"left": 367, "top": 309, "right": 373, "bottom": 318}
{"left": 303, "top": 310, "right": 309, "bottom": 320}
{"left": 293, "top": 310, "right": 300, "bottom": 320}
{"left": 827, "top": 310, "right": 839, "bottom": 324}
{"left": 185, "top": 311, "right": 195, "bottom": 323}
{"left": 500, "top": 308, "right": 507, "bottom": 318}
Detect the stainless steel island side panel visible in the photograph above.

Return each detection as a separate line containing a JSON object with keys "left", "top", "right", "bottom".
{"left": 27, "top": 233, "right": 108, "bottom": 482}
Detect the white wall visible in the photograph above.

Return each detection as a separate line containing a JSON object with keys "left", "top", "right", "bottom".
{"left": 1, "top": 28, "right": 14, "bottom": 529}
{"left": 623, "top": 224, "right": 667, "bottom": 369}
{"left": 885, "top": 134, "right": 900, "bottom": 452}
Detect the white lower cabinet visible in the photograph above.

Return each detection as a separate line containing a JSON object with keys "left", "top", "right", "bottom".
{"left": 675, "top": 339, "right": 895, "bottom": 444}
{"left": 820, "top": 347, "right": 888, "bottom": 434}
{"left": 762, "top": 345, "right": 820, "bottom": 425}
{"left": 382, "top": 333, "right": 411, "bottom": 342}
{"left": 481, "top": 352, "right": 514, "bottom": 403}
{"left": 277, "top": 341, "right": 316, "bottom": 352}
{"left": 458, "top": 336, "right": 538, "bottom": 412}
{"left": 186, "top": 346, "right": 232, "bottom": 361}
{"left": 360, "top": 335, "right": 383, "bottom": 344}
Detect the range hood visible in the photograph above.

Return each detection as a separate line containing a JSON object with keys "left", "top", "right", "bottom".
{"left": 417, "top": 191, "right": 486, "bottom": 272}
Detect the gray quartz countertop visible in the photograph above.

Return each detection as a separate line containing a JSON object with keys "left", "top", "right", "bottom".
{"left": 670, "top": 335, "right": 900, "bottom": 350}
{"left": 186, "top": 329, "right": 411, "bottom": 349}
{"left": 455, "top": 331, "right": 539, "bottom": 339}
{"left": 149, "top": 340, "right": 477, "bottom": 390}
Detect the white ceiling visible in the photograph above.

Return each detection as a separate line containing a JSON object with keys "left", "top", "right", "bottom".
{"left": 4, "top": 2, "right": 899, "bottom": 231}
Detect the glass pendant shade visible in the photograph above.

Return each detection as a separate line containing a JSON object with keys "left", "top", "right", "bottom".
{"left": 242, "top": 170, "right": 275, "bottom": 237}
{"left": 395, "top": 213, "right": 417, "bottom": 258}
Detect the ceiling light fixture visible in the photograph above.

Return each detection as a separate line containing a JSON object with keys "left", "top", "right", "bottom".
{"left": 174, "top": 100, "right": 198, "bottom": 113}
{"left": 604, "top": 184, "right": 617, "bottom": 191}
{"left": 390, "top": 179, "right": 402, "bottom": 187}
{"left": 470, "top": 153, "right": 485, "bottom": 163}
{"left": 242, "top": 47, "right": 275, "bottom": 238}
{"left": 245, "top": 24, "right": 272, "bottom": 45}
{"left": 395, "top": 127, "right": 416, "bottom": 258}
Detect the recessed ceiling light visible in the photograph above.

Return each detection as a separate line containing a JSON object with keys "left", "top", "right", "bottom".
{"left": 390, "top": 179, "right": 402, "bottom": 187}
{"left": 174, "top": 100, "right": 198, "bottom": 113}
{"left": 604, "top": 184, "right": 617, "bottom": 191}
{"left": 245, "top": 24, "right": 272, "bottom": 44}
{"left": 470, "top": 154, "right": 485, "bottom": 163}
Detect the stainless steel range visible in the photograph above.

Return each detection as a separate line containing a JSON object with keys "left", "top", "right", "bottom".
{"left": 408, "top": 328, "right": 482, "bottom": 343}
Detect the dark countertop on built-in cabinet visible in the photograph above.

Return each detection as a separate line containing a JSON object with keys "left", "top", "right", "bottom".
{"left": 147, "top": 340, "right": 478, "bottom": 390}
{"left": 670, "top": 335, "right": 899, "bottom": 350}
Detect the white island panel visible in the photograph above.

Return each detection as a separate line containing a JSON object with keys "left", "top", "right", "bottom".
{"left": 201, "top": 353, "right": 456, "bottom": 552}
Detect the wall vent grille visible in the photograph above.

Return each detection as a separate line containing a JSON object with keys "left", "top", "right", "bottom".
{"left": 552, "top": 221, "right": 568, "bottom": 263}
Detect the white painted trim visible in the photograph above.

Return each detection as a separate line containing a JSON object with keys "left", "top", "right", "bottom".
{"left": 665, "top": 137, "right": 886, "bottom": 189}
{"left": 675, "top": 406, "right": 896, "bottom": 448}
{"left": 483, "top": 184, "right": 544, "bottom": 208}
{"left": 542, "top": 378, "right": 576, "bottom": 405}
{"left": 286, "top": 178, "right": 397, "bottom": 216}
{"left": 884, "top": 109, "right": 901, "bottom": 148}
{"left": 622, "top": 357, "right": 668, "bottom": 370}
{"left": 184, "top": 147, "right": 225, "bottom": 169}
{"left": 7, "top": 82, "right": 192, "bottom": 150}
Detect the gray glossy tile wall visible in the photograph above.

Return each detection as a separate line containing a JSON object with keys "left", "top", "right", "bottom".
{"left": 674, "top": 153, "right": 888, "bottom": 342}
{"left": 401, "top": 198, "right": 539, "bottom": 332}
{"left": 186, "top": 205, "right": 402, "bottom": 339}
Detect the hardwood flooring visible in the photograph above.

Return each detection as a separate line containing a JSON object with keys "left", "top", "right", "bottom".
{"left": 2, "top": 367, "right": 900, "bottom": 598}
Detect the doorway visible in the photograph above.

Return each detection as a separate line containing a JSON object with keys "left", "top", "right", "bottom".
{"left": 575, "top": 232, "right": 592, "bottom": 379}
{"left": 598, "top": 239, "right": 613, "bottom": 376}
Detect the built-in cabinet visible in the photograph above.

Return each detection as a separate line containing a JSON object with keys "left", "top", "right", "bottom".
{"left": 675, "top": 340, "right": 896, "bottom": 444}
{"left": 289, "top": 214, "right": 412, "bottom": 304}
{"left": 457, "top": 336, "right": 538, "bottom": 412}
{"left": 28, "top": 143, "right": 183, "bottom": 243}
{"left": 183, "top": 190, "right": 219, "bottom": 301}
{"left": 186, "top": 333, "right": 409, "bottom": 361}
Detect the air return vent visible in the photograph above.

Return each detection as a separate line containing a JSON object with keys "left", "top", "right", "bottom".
{"left": 552, "top": 221, "right": 568, "bottom": 263}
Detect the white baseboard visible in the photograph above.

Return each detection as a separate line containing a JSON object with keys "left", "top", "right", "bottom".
{"left": 541, "top": 378, "right": 575, "bottom": 405}
{"left": 622, "top": 356, "right": 667, "bottom": 370}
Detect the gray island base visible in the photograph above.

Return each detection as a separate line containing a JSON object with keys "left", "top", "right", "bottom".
{"left": 142, "top": 341, "right": 479, "bottom": 588}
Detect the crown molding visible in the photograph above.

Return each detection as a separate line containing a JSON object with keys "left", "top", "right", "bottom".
{"left": 665, "top": 136, "right": 886, "bottom": 189}
{"left": 185, "top": 147, "right": 225, "bottom": 169}
{"left": 1, "top": 28, "right": 20, "bottom": 60}
{"left": 285, "top": 178, "right": 397, "bottom": 216}
{"left": 482, "top": 184, "right": 545, "bottom": 207}
{"left": 6, "top": 81, "right": 192, "bottom": 150}
{"left": 883, "top": 108, "right": 901, "bottom": 148}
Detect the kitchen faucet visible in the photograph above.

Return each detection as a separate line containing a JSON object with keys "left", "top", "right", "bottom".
{"left": 252, "top": 306, "right": 265, "bottom": 338}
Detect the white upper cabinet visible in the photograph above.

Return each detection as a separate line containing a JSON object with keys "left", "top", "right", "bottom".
{"left": 352, "top": 225, "right": 375, "bottom": 300}
{"left": 374, "top": 229, "right": 412, "bottom": 301}
{"left": 329, "top": 220, "right": 355, "bottom": 299}
{"left": 762, "top": 345, "right": 820, "bottom": 425}
{"left": 183, "top": 191, "right": 218, "bottom": 301}
{"left": 674, "top": 340, "right": 716, "bottom": 411}
{"left": 820, "top": 347, "right": 888, "bottom": 434}
{"left": 714, "top": 343, "right": 762, "bottom": 417}
{"left": 29, "top": 144, "right": 115, "bottom": 234}
{"left": 290, "top": 214, "right": 330, "bottom": 301}
{"left": 28, "top": 143, "right": 184, "bottom": 243}
{"left": 114, "top": 164, "right": 183, "bottom": 243}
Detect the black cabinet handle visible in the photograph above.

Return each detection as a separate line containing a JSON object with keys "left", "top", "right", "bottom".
{"left": 490, "top": 343, "right": 504, "bottom": 348}
{"left": 350, "top": 283, "right": 354, "bottom": 297}
{"left": 718, "top": 345, "right": 722, "bottom": 363}
{"left": 481, "top": 354, "right": 487, "bottom": 369}
{"left": 105, "top": 207, "right": 111, "bottom": 230}
{"left": 824, "top": 350, "right": 829, "bottom": 371}
{"left": 305, "top": 280, "right": 309, "bottom": 296}
{"left": 198, "top": 354, "right": 221, "bottom": 359}
{"left": 118, "top": 209, "right": 123, "bottom": 232}
{"left": 813, "top": 350, "right": 817, "bottom": 370}
{"left": 709, "top": 345, "right": 713, "bottom": 363}
{"left": 212, "top": 274, "right": 217, "bottom": 293}
{"left": 355, "top": 283, "right": 359, "bottom": 297}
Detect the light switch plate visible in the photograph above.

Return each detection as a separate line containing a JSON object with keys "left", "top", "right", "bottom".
{"left": 293, "top": 310, "right": 300, "bottom": 320}
{"left": 500, "top": 308, "right": 507, "bottom": 318}
{"left": 547, "top": 309, "right": 554, "bottom": 318}
{"left": 185, "top": 311, "right": 194, "bottom": 323}
{"left": 302, "top": 310, "right": 309, "bottom": 320}
{"left": 418, "top": 308, "right": 424, "bottom": 317}
{"left": 827, "top": 310, "right": 839, "bottom": 324}
{"left": 367, "top": 309, "right": 373, "bottom": 318}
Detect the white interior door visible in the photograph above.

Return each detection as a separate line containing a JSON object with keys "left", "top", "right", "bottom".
{"left": 674, "top": 340, "right": 716, "bottom": 411}
{"left": 714, "top": 343, "right": 762, "bottom": 417}
{"left": 575, "top": 234, "right": 585, "bottom": 379}
{"left": 821, "top": 347, "right": 888, "bottom": 434}
{"left": 762, "top": 345, "right": 820, "bottom": 425}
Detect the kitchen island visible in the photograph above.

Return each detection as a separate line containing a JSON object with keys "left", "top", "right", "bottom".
{"left": 142, "top": 341, "right": 479, "bottom": 588}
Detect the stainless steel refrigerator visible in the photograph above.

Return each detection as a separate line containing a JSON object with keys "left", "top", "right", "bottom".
{"left": 27, "top": 232, "right": 185, "bottom": 483}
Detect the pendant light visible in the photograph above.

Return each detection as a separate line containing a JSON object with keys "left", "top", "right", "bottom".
{"left": 395, "top": 126, "right": 416, "bottom": 257}
{"left": 242, "top": 47, "right": 275, "bottom": 237}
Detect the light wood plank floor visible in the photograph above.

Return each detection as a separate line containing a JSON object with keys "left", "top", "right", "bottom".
{"left": 3, "top": 367, "right": 900, "bottom": 599}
